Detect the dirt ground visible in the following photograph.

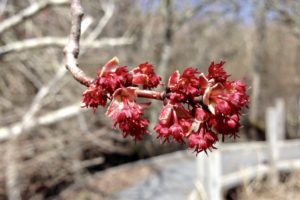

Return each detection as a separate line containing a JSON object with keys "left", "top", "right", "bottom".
{"left": 236, "top": 172, "right": 300, "bottom": 200}
{"left": 60, "top": 151, "right": 194, "bottom": 200}
{"left": 60, "top": 152, "right": 300, "bottom": 200}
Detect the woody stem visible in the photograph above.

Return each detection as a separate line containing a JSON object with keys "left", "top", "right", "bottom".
{"left": 135, "top": 89, "right": 165, "bottom": 100}
{"left": 64, "top": 0, "right": 94, "bottom": 87}
{"left": 135, "top": 89, "right": 204, "bottom": 105}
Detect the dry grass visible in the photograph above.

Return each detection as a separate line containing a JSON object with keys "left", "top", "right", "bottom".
{"left": 238, "top": 171, "right": 300, "bottom": 200}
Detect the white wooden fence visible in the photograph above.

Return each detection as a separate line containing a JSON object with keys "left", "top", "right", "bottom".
{"left": 190, "top": 99, "right": 300, "bottom": 200}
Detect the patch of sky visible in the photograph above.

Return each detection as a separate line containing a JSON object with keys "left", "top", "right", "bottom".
{"left": 137, "top": 0, "right": 257, "bottom": 25}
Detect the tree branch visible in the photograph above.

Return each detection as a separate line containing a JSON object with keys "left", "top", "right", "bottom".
{"left": 18, "top": 1, "right": 119, "bottom": 127}
{"left": 19, "top": 15, "right": 95, "bottom": 130}
{"left": 1, "top": 1, "right": 117, "bottom": 142}
{"left": 0, "top": 0, "right": 69, "bottom": 34}
{"left": 0, "top": 102, "right": 84, "bottom": 141}
{"left": 84, "top": 1, "right": 115, "bottom": 42}
{"left": 0, "top": 36, "right": 134, "bottom": 56}
{"left": 63, "top": 0, "right": 93, "bottom": 87}
{"left": 0, "top": 1, "right": 131, "bottom": 141}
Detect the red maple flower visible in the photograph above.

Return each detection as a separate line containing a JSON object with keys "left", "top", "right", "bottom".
{"left": 223, "top": 81, "right": 249, "bottom": 109}
{"left": 168, "top": 92, "right": 185, "bottom": 104}
{"left": 168, "top": 68, "right": 201, "bottom": 99}
{"left": 96, "top": 58, "right": 132, "bottom": 95}
{"left": 188, "top": 130, "right": 218, "bottom": 154}
{"left": 131, "top": 62, "right": 161, "bottom": 89}
{"left": 201, "top": 76, "right": 248, "bottom": 140}
{"left": 96, "top": 66, "right": 132, "bottom": 94}
{"left": 204, "top": 81, "right": 249, "bottom": 114}
{"left": 82, "top": 83, "right": 107, "bottom": 111}
{"left": 207, "top": 61, "right": 229, "bottom": 83}
{"left": 186, "top": 106, "right": 218, "bottom": 153}
{"left": 82, "top": 57, "right": 133, "bottom": 111}
{"left": 155, "top": 103, "right": 192, "bottom": 144}
{"left": 209, "top": 114, "right": 241, "bottom": 140}
{"left": 106, "top": 87, "right": 149, "bottom": 140}
{"left": 168, "top": 70, "right": 180, "bottom": 90}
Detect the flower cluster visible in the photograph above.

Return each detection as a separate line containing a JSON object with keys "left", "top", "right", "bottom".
{"left": 82, "top": 57, "right": 132, "bottom": 111}
{"left": 82, "top": 58, "right": 249, "bottom": 154}
{"left": 157, "top": 61, "right": 249, "bottom": 153}
{"left": 82, "top": 57, "right": 161, "bottom": 139}
{"left": 105, "top": 88, "right": 149, "bottom": 140}
{"left": 82, "top": 57, "right": 161, "bottom": 109}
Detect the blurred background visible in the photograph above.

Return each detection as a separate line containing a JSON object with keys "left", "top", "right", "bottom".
{"left": 0, "top": 0, "right": 300, "bottom": 199}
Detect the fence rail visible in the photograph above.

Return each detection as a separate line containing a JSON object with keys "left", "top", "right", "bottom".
{"left": 191, "top": 99, "right": 300, "bottom": 200}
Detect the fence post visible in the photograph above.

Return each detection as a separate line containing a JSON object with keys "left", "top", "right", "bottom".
{"left": 197, "top": 149, "right": 222, "bottom": 200}
{"left": 266, "top": 99, "right": 285, "bottom": 186}
{"left": 276, "top": 99, "right": 285, "bottom": 140}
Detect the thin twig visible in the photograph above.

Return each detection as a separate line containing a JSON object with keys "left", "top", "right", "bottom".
{"left": 5, "top": 140, "right": 21, "bottom": 200}
{"left": 85, "top": 1, "right": 115, "bottom": 42}
{"left": 0, "top": 0, "right": 69, "bottom": 34}
{"left": 0, "top": 102, "right": 84, "bottom": 140}
{"left": 0, "top": 36, "right": 134, "bottom": 56}
{"left": 19, "top": 16, "right": 94, "bottom": 130}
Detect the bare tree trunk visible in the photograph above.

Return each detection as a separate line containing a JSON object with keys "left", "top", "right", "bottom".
{"left": 158, "top": 0, "right": 173, "bottom": 83}
{"left": 250, "top": 73, "right": 261, "bottom": 124}
{"left": 298, "top": 95, "right": 300, "bottom": 137}
{"left": 249, "top": 0, "right": 268, "bottom": 126}
{"left": 295, "top": 45, "right": 300, "bottom": 137}
{"left": 149, "top": 0, "right": 174, "bottom": 129}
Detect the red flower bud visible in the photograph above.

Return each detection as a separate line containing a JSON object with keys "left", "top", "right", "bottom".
{"left": 155, "top": 103, "right": 192, "bottom": 143}
{"left": 194, "top": 107, "right": 210, "bottom": 122}
{"left": 168, "top": 70, "right": 180, "bottom": 89}
{"left": 188, "top": 130, "right": 218, "bottom": 154}
{"left": 82, "top": 84, "right": 107, "bottom": 111}
{"left": 106, "top": 88, "right": 149, "bottom": 140}
{"left": 207, "top": 61, "right": 229, "bottom": 83}
{"left": 169, "top": 123, "right": 185, "bottom": 144}
{"left": 131, "top": 62, "right": 161, "bottom": 89}
{"left": 158, "top": 104, "right": 173, "bottom": 126}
